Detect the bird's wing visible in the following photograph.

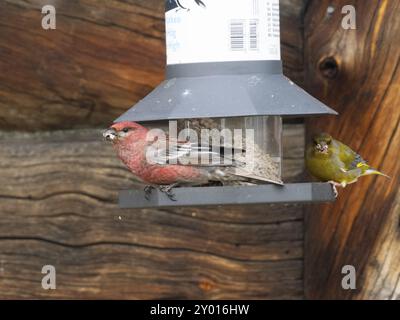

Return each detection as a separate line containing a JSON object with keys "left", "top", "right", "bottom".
{"left": 146, "top": 138, "right": 245, "bottom": 167}
{"left": 335, "top": 139, "right": 367, "bottom": 170}
{"left": 146, "top": 136, "right": 284, "bottom": 185}
{"left": 348, "top": 153, "right": 369, "bottom": 170}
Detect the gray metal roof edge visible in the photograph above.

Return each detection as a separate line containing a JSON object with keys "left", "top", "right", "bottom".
{"left": 114, "top": 110, "right": 337, "bottom": 123}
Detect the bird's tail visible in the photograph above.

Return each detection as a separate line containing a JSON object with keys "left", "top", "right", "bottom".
{"left": 195, "top": 0, "right": 206, "bottom": 8}
{"left": 362, "top": 168, "right": 390, "bottom": 179}
{"left": 233, "top": 168, "right": 284, "bottom": 186}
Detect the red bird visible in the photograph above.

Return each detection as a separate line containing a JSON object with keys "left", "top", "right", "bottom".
{"left": 103, "top": 121, "right": 280, "bottom": 200}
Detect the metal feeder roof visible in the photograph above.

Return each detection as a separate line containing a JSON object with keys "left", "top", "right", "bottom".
{"left": 115, "top": 60, "right": 337, "bottom": 123}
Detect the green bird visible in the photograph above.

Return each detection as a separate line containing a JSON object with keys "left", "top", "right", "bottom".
{"left": 305, "top": 133, "right": 389, "bottom": 197}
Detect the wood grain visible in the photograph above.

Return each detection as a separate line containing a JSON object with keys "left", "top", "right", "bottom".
{"left": 0, "top": 125, "right": 305, "bottom": 299}
{"left": 0, "top": 0, "right": 306, "bottom": 131}
{"left": 304, "top": 0, "right": 400, "bottom": 299}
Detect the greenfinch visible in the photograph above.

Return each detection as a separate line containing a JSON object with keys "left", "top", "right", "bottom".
{"left": 305, "top": 133, "right": 389, "bottom": 197}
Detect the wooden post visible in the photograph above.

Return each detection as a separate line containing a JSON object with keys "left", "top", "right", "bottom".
{"left": 304, "top": 0, "right": 400, "bottom": 299}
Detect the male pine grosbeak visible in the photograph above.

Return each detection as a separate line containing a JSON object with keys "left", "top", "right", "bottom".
{"left": 103, "top": 121, "right": 282, "bottom": 201}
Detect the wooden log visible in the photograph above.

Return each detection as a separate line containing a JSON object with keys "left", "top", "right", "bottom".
{"left": 304, "top": 0, "right": 400, "bottom": 299}
{"left": 0, "top": 125, "right": 305, "bottom": 299}
{"left": 0, "top": 0, "right": 306, "bottom": 131}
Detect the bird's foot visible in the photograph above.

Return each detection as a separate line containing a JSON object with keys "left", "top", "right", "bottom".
{"left": 159, "top": 185, "right": 177, "bottom": 201}
{"left": 327, "top": 181, "right": 341, "bottom": 198}
{"left": 332, "top": 185, "right": 338, "bottom": 198}
{"left": 144, "top": 185, "right": 155, "bottom": 200}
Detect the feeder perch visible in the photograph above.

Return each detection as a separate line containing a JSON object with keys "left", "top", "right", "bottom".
{"left": 114, "top": 0, "right": 338, "bottom": 208}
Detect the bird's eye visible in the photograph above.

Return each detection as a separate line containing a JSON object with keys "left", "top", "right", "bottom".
{"left": 122, "top": 128, "right": 130, "bottom": 133}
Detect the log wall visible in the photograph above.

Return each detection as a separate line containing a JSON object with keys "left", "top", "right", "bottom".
{"left": 0, "top": 126, "right": 305, "bottom": 299}
{"left": 0, "top": 0, "right": 308, "bottom": 298}
{"left": 1, "top": 0, "right": 397, "bottom": 300}
{"left": 304, "top": 0, "right": 400, "bottom": 299}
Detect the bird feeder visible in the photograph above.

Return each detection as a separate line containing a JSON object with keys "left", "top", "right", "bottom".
{"left": 115, "top": 0, "right": 338, "bottom": 208}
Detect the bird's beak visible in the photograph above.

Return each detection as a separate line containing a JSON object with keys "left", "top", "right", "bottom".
{"left": 103, "top": 128, "right": 117, "bottom": 141}
{"left": 316, "top": 143, "right": 329, "bottom": 153}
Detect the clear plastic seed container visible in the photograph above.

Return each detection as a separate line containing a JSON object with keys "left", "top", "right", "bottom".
{"left": 177, "top": 116, "right": 282, "bottom": 184}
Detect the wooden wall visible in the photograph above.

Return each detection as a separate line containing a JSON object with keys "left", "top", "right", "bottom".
{"left": 0, "top": 0, "right": 307, "bottom": 299}
{"left": 1, "top": 0, "right": 398, "bottom": 300}
{"left": 0, "top": 127, "right": 304, "bottom": 299}
{"left": 304, "top": 0, "right": 400, "bottom": 300}
{"left": 0, "top": 0, "right": 305, "bottom": 131}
